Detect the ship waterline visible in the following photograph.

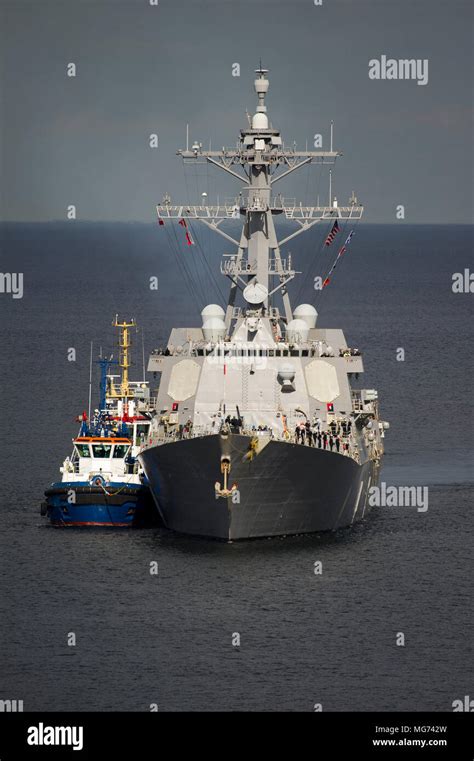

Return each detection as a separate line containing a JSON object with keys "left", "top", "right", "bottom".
{"left": 139, "top": 433, "right": 380, "bottom": 540}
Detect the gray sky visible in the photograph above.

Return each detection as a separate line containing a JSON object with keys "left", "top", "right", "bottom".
{"left": 1, "top": 0, "right": 472, "bottom": 223}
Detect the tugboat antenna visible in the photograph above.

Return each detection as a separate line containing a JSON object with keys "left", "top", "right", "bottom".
{"left": 88, "top": 341, "right": 93, "bottom": 423}
{"left": 112, "top": 317, "right": 137, "bottom": 398}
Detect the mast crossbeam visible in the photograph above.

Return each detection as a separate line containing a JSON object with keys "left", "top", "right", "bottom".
{"left": 156, "top": 203, "right": 363, "bottom": 219}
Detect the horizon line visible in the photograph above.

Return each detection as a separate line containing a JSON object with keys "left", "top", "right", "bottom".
{"left": 1, "top": 219, "right": 473, "bottom": 226}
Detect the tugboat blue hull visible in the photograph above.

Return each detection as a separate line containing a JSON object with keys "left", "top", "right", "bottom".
{"left": 42, "top": 482, "right": 159, "bottom": 527}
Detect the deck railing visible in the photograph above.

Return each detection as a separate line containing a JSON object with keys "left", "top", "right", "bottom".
{"left": 141, "top": 426, "right": 361, "bottom": 463}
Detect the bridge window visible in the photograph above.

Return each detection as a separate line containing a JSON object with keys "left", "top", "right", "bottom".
{"left": 112, "top": 444, "right": 130, "bottom": 459}
{"left": 92, "top": 444, "right": 112, "bottom": 458}
{"left": 75, "top": 444, "right": 91, "bottom": 458}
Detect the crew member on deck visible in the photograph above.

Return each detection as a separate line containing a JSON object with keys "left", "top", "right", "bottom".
{"left": 299, "top": 423, "right": 306, "bottom": 444}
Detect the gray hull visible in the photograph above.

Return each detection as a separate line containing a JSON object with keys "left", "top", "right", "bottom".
{"left": 140, "top": 434, "right": 381, "bottom": 540}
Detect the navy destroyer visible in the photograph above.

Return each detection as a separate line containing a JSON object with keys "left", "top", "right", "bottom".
{"left": 140, "top": 67, "right": 389, "bottom": 540}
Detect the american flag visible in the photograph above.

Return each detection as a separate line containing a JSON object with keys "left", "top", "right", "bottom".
{"left": 324, "top": 220, "right": 340, "bottom": 246}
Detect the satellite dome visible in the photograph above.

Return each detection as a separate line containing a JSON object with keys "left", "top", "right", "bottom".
{"left": 286, "top": 319, "right": 309, "bottom": 344}
{"left": 201, "top": 304, "right": 225, "bottom": 320}
{"left": 293, "top": 304, "right": 318, "bottom": 329}
{"left": 252, "top": 112, "right": 269, "bottom": 130}
{"left": 202, "top": 317, "right": 226, "bottom": 343}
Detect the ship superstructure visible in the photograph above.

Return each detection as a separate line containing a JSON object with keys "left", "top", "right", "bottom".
{"left": 139, "top": 68, "right": 389, "bottom": 540}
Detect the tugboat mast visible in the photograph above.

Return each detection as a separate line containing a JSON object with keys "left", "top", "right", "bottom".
{"left": 111, "top": 317, "right": 136, "bottom": 398}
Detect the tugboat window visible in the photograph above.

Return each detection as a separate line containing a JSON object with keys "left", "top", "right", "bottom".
{"left": 92, "top": 444, "right": 112, "bottom": 458}
{"left": 75, "top": 444, "right": 91, "bottom": 457}
{"left": 112, "top": 444, "right": 130, "bottom": 459}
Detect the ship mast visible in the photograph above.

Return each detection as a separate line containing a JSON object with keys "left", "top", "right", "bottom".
{"left": 157, "top": 67, "right": 363, "bottom": 330}
{"left": 111, "top": 316, "right": 136, "bottom": 398}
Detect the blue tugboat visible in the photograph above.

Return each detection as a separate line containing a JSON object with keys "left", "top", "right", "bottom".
{"left": 42, "top": 317, "right": 160, "bottom": 527}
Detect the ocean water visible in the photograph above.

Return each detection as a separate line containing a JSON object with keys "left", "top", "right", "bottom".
{"left": 0, "top": 222, "right": 472, "bottom": 711}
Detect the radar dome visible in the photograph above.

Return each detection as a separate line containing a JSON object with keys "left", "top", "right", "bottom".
{"left": 201, "top": 304, "right": 225, "bottom": 320}
{"left": 293, "top": 304, "right": 318, "bottom": 329}
{"left": 252, "top": 112, "right": 268, "bottom": 130}
{"left": 286, "top": 319, "right": 309, "bottom": 344}
{"left": 202, "top": 317, "right": 226, "bottom": 343}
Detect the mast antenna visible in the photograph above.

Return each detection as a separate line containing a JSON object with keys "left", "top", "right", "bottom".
{"left": 112, "top": 316, "right": 137, "bottom": 398}
{"left": 88, "top": 341, "right": 93, "bottom": 422}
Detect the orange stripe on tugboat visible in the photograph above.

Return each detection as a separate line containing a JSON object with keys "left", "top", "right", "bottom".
{"left": 73, "top": 437, "right": 131, "bottom": 443}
